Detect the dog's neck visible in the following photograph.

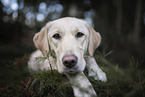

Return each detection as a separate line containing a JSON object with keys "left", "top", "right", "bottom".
{"left": 65, "top": 72, "right": 97, "bottom": 97}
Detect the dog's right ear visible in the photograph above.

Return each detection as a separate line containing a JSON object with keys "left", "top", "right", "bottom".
{"left": 33, "top": 23, "right": 50, "bottom": 56}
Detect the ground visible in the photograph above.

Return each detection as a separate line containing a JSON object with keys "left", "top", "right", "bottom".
{"left": 0, "top": 48, "right": 145, "bottom": 97}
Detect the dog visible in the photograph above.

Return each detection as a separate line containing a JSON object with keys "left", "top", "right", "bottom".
{"left": 28, "top": 17, "right": 107, "bottom": 97}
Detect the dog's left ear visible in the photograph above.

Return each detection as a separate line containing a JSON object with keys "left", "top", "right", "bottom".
{"left": 87, "top": 24, "right": 101, "bottom": 57}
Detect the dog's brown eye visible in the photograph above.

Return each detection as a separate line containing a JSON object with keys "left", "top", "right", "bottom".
{"left": 76, "top": 32, "right": 84, "bottom": 38}
{"left": 53, "top": 33, "right": 61, "bottom": 39}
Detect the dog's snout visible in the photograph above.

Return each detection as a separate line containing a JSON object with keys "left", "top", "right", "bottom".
{"left": 62, "top": 55, "right": 77, "bottom": 68}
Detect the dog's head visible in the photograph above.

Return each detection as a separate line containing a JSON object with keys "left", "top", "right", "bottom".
{"left": 33, "top": 17, "right": 101, "bottom": 74}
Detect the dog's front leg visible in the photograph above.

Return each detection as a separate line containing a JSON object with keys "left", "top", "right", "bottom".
{"left": 86, "top": 56, "right": 107, "bottom": 82}
{"left": 65, "top": 72, "right": 97, "bottom": 97}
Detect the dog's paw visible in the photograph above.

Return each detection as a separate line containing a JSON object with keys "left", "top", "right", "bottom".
{"left": 88, "top": 69, "right": 107, "bottom": 82}
{"left": 96, "top": 70, "right": 107, "bottom": 82}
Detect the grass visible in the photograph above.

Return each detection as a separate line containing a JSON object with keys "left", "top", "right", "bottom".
{"left": 0, "top": 53, "right": 145, "bottom": 97}
{"left": 92, "top": 55, "right": 145, "bottom": 97}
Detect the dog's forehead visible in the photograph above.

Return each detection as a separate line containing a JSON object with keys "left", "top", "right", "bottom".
{"left": 53, "top": 17, "right": 85, "bottom": 24}
{"left": 50, "top": 17, "right": 88, "bottom": 31}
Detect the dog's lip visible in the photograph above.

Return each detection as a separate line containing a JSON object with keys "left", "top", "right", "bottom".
{"left": 66, "top": 69, "right": 77, "bottom": 73}
{"left": 64, "top": 67, "right": 79, "bottom": 73}
{"left": 65, "top": 70, "right": 78, "bottom": 74}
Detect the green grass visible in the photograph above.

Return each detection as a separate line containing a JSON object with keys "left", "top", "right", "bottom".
{"left": 0, "top": 54, "right": 145, "bottom": 97}
{"left": 92, "top": 55, "right": 145, "bottom": 97}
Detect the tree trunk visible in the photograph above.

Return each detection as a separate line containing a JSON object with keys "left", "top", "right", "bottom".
{"left": 116, "top": 0, "right": 122, "bottom": 35}
{"left": 132, "top": 0, "right": 142, "bottom": 44}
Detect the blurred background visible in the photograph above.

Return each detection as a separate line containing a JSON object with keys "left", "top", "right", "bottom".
{"left": 0, "top": 0, "right": 145, "bottom": 66}
{"left": 0, "top": 0, "right": 145, "bottom": 96}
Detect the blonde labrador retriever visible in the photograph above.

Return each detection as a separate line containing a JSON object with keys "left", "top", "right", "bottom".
{"left": 28, "top": 17, "right": 107, "bottom": 97}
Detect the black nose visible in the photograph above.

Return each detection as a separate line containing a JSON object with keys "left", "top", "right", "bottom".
{"left": 62, "top": 55, "right": 77, "bottom": 68}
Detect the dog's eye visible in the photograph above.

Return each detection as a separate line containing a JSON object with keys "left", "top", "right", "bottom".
{"left": 76, "top": 32, "right": 84, "bottom": 38}
{"left": 53, "top": 33, "right": 61, "bottom": 39}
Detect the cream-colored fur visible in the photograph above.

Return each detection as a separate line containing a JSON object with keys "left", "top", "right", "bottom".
{"left": 28, "top": 17, "right": 107, "bottom": 97}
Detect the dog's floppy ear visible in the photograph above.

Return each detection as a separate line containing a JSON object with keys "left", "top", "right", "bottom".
{"left": 33, "top": 23, "right": 50, "bottom": 56}
{"left": 88, "top": 24, "right": 101, "bottom": 57}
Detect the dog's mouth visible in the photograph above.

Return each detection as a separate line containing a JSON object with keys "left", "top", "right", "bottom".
{"left": 64, "top": 66, "right": 79, "bottom": 74}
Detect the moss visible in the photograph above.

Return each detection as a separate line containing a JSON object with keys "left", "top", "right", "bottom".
{"left": 1, "top": 54, "right": 144, "bottom": 97}
{"left": 25, "top": 70, "right": 73, "bottom": 97}
{"left": 23, "top": 55, "right": 145, "bottom": 97}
